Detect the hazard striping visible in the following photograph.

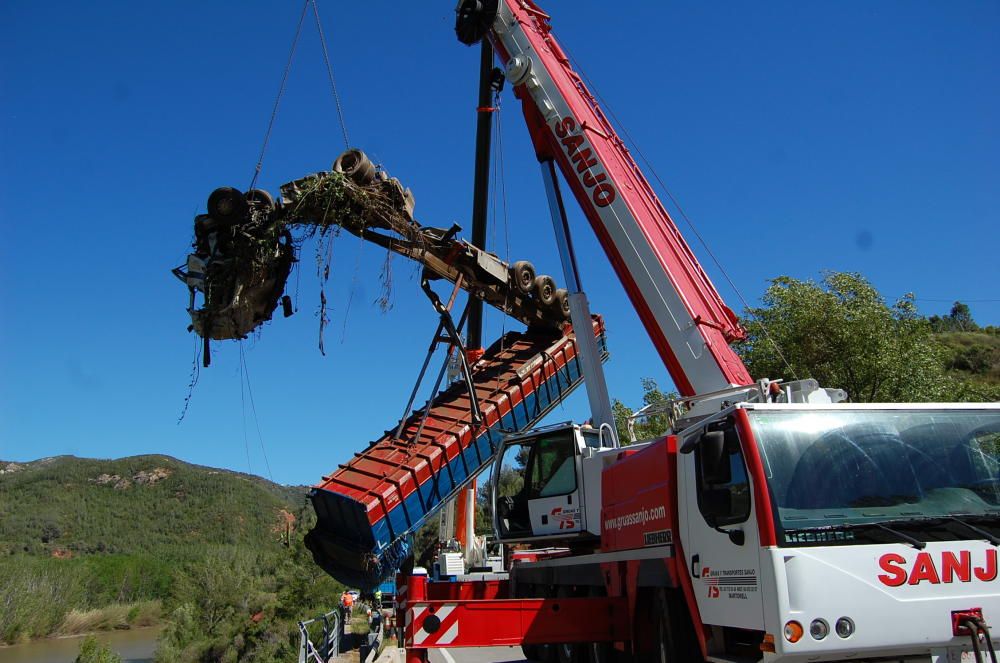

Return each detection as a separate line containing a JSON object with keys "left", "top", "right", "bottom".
{"left": 411, "top": 603, "right": 461, "bottom": 647}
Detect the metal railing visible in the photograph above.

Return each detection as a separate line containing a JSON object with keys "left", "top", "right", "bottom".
{"left": 297, "top": 609, "right": 341, "bottom": 663}
{"left": 360, "top": 616, "right": 385, "bottom": 663}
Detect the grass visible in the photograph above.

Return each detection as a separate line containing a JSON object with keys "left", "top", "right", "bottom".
{"left": 58, "top": 601, "right": 161, "bottom": 636}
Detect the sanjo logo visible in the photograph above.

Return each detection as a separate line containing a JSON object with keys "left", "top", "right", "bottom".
{"left": 877, "top": 550, "right": 997, "bottom": 586}
{"left": 552, "top": 117, "right": 617, "bottom": 208}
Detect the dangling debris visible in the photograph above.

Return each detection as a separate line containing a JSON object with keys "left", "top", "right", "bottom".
{"left": 172, "top": 149, "right": 573, "bottom": 356}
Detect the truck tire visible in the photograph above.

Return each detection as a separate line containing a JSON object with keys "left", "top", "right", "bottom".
{"left": 652, "top": 590, "right": 700, "bottom": 663}
{"left": 511, "top": 261, "right": 536, "bottom": 295}
{"left": 333, "top": 149, "right": 376, "bottom": 185}
{"left": 245, "top": 188, "right": 275, "bottom": 214}
{"left": 553, "top": 288, "right": 571, "bottom": 320}
{"left": 522, "top": 643, "right": 556, "bottom": 662}
{"left": 207, "top": 186, "right": 248, "bottom": 222}
{"left": 534, "top": 275, "right": 557, "bottom": 306}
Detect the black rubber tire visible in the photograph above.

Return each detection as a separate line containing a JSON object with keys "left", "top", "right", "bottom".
{"left": 555, "top": 586, "right": 584, "bottom": 663}
{"left": 588, "top": 641, "right": 615, "bottom": 663}
{"left": 522, "top": 643, "right": 556, "bottom": 662}
{"left": 534, "top": 275, "right": 557, "bottom": 306}
{"left": 652, "top": 590, "right": 701, "bottom": 663}
{"left": 553, "top": 288, "right": 571, "bottom": 320}
{"left": 333, "top": 149, "right": 376, "bottom": 185}
{"left": 245, "top": 188, "right": 275, "bottom": 213}
{"left": 207, "top": 186, "right": 247, "bottom": 222}
{"left": 511, "top": 260, "right": 536, "bottom": 295}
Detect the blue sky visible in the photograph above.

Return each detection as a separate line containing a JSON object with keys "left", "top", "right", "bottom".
{"left": 1, "top": 1, "right": 997, "bottom": 485}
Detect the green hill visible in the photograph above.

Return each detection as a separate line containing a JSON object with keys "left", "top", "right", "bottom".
{"left": 936, "top": 330, "right": 1000, "bottom": 388}
{"left": 0, "top": 454, "right": 304, "bottom": 558}
{"left": 0, "top": 455, "right": 342, "bottom": 656}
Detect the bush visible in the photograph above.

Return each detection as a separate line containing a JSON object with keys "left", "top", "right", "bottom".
{"left": 75, "top": 635, "right": 122, "bottom": 663}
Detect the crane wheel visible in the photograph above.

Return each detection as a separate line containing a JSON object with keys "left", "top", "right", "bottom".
{"left": 534, "top": 275, "right": 557, "bottom": 306}
{"left": 245, "top": 188, "right": 275, "bottom": 214}
{"left": 553, "top": 288, "right": 571, "bottom": 320}
{"left": 333, "top": 149, "right": 376, "bottom": 186}
{"left": 522, "top": 644, "right": 556, "bottom": 662}
{"left": 511, "top": 261, "right": 536, "bottom": 295}
{"left": 207, "top": 187, "right": 248, "bottom": 222}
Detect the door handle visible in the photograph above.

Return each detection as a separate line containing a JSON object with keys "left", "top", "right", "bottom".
{"left": 691, "top": 553, "right": 700, "bottom": 578}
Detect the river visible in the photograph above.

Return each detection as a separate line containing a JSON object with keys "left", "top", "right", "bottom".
{"left": 0, "top": 628, "right": 160, "bottom": 663}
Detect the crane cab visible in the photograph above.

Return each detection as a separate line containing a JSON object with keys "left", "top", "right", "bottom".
{"left": 490, "top": 422, "right": 611, "bottom": 544}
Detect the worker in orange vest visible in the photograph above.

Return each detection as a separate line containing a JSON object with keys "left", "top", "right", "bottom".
{"left": 341, "top": 590, "right": 354, "bottom": 619}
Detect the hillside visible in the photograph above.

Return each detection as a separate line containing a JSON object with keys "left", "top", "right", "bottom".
{"left": 0, "top": 456, "right": 343, "bottom": 655}
{"left": 0, "top": 454, "right": 305, "bottom": 558}
{"left": 936, "top": 330, "right": 1000, "bottom": 388}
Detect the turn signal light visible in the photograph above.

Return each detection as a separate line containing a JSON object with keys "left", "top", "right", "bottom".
{"left": 784, "top": 620, "right": 804, "bottom": 643}
{"left": 760, "top": 634, "right": 776, "bottom": 653}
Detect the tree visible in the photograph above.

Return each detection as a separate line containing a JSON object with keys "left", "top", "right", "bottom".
{"left": 76, "top": 636, "right": 122, "bottom": 663}
{"left": 612, "top": 378, "right": 676, "bottom": 443}
{"left": 929, "top": 300, "right": 980, "bottom": 333}
{"left": 735, "top": 272, "right": 949, "bottom": 402}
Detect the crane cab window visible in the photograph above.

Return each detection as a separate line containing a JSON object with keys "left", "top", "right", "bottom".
{"left": 495, "top": 428, "right": 578, "bottom": 538}
{"left": 695, "top": 421, "right": 752, "bottom": 527}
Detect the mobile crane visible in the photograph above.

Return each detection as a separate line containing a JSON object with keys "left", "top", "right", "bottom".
{"left": 390, "top": 1, "right": 1000, "bottom": 662}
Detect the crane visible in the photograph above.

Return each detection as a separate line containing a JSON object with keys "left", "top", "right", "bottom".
{"left": 389, "top": 2, "right": 1000, "bottom": 662}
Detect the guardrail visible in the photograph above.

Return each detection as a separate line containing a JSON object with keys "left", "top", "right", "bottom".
{"left": 297, "top": 609, "right": 342, "bottom": 663}
{"left": 360, "top": 613, "right": 385, "bottom": 663}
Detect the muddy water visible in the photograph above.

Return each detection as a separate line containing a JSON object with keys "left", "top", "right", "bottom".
{"left": 0, "top": 628, "right": 160, "bottom": 663}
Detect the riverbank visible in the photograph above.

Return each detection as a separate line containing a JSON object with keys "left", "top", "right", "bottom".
{"left": 0, "top": 600, "right": 160, "bottom": 646}
{"left": 0, "top": 626, "right": 161, "bottom": 663}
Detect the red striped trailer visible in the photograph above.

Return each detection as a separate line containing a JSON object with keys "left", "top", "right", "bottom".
{"left": 304, "top": 317, "right": 607, "bottom": 588}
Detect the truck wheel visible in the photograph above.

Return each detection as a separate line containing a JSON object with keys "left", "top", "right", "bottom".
{"left": 558, "top": 641, "right": 584, "bottom": 663}
{"left": 522, "top": 644, "right": 556, "bottom": 662}
{"left": 511, "top": 261, "right": 536, "bottom": 295}
{"left": 553, "top": 288, "right": 571, "bottom": 319}
{"left": 534, "top": 275, "right": 557, "bottom": 306}
{"left": 652, "top": 590, "right": 699, "bottom": 663}
{"left": 333, "top": 149, "right": 376, "bottom": 185}
{"left": 245, "top": 188, "right": 275, "bottom": 214}
{"left": 207, "top": 186, "right": 247, "bottom": 222}
{"left": 587, "top": 641, "right": 615, "bottom": 663}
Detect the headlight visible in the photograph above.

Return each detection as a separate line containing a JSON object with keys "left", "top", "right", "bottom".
{"left": 810, "top": 619, "right": 829, "bottom": 640}
{"left": 784, "top": 620, "right": 804, "bottom": 643}
{"left": 835, "top": 617, "right": 855, "bottom": 638}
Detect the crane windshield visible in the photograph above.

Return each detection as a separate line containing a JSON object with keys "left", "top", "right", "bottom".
{"left": 748, "top": 409, "right": 1000, "bottom": 546}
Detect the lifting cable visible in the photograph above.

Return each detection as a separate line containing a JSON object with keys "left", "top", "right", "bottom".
{"left": 248, "top": 0, "right": 310, "bottom": 192}
{"left": 239, "top": 341, "right": 275, "bottom": 482}
{"left": 562, "top": 46, "right": 799, "bottom": 381}
{"left": 248, "top": 0, "right": 351, "bottom": 192}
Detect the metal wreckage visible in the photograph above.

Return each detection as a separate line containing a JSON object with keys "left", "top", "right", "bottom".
{"left": 174, "top": 149, "right": 570, "bottom": 362}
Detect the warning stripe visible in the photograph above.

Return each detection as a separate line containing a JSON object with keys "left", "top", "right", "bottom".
{"left": 411, "top": 604, "right": 460, "bottom": 647}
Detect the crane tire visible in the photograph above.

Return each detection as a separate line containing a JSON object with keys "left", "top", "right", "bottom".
{"left": 653, "top": 589, "right": 700, "bottom": 663}
{"left": 510, "top": 260, "right": 536, "bottom": 295}
{"left": 522, "top": 644, "right": 556, "bottom": 662}
{"left": 534, "top": 275, "right": 557, "bottom": 306}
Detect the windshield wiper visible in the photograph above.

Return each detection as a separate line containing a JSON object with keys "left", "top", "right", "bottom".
{"left": 785, "top": 521, "right": 926, "bottom": 549}
{"left": 869, "top": 522, "right": 926, "bottom": 550}
{"left": 948, "top": 516, "right": 1000, "bottom": 547}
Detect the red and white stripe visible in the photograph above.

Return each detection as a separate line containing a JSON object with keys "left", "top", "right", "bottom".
{"left": 406, "top": 603, "right": 461, "bottom": 647}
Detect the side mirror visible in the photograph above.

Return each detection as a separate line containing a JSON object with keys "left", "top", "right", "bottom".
{"left": 701, "top": 487, "right": 732, "bottom": 522}
{"left": 700, "top": 431, "right": 731, "bottom": 484}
